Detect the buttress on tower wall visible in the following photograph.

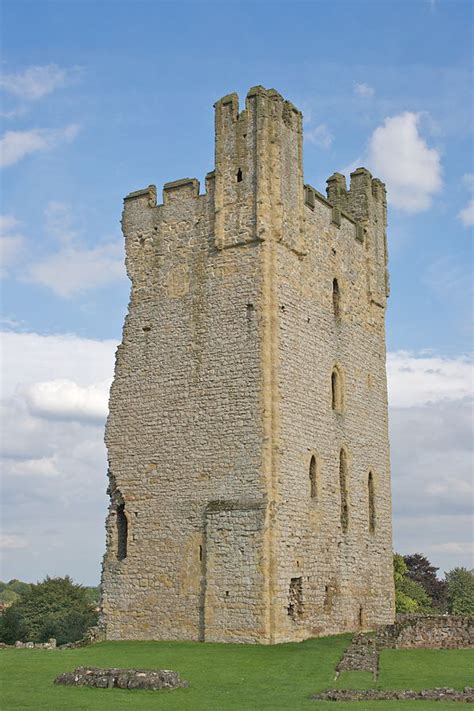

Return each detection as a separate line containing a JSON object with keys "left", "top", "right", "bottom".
{"left": 101, "top": 86, "right": 395, "bottom": 644}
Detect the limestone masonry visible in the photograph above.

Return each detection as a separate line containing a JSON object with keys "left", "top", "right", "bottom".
{"left": 101, "top": 86, "right": 395, "bottom": 643}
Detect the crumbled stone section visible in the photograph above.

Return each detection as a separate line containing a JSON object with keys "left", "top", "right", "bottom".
{"left": 313, "top": 687, "right": 474, "bottom": 702}
{"left": 336, "top": 633, "right": 378, "bottom": 678}
{"left": 377, "top": 615, "right": 474, "bottom": 649}
{"left": 54, "top": 667, "right": 188, "bottom": 690}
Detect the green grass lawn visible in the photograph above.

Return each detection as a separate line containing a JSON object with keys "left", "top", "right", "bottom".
{"left": 0, "top": 637, "right": 472, "bottom": 710}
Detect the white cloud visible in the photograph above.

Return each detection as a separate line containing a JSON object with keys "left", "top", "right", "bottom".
{"left": 458, "top": 198, "right": 474, "bottom": 227}
{"left": 387, "top": 351, "right": 473, "bottom": 408}
{"left": 26, "top": 241, "right": 125, "bottom": 297}
{"left": 0, "top": 215, "right": 19, "bottom": 233}
{"left": 1, "top": 331, "right": 117, "bottom": 583}
{"left": 0, "top": 534, "right": 28, "bottom": 550}
{"left": 0, "top": 331, "right": 117, "bottom": 397}
{"left": 305, "top": 123, "right": 333, "bottom": 150}
{"left": 0, "top": 64, "right": 71, "bottom": 101}
{"left": 6, "top": 456, "right": 60, "bottom": 478}
{"left": 366, "top": 112, "right": 442, "bottom": 213}
{"left": 22, "top": 378, "right": 110, "bottom": 423}
{"left": 354, "top": 82, "right": 375, "bottom": 98}
{"left": 0, "top": 124, "right": 80, "bottom": 168}
{"left": 456, "top": 174, "right": 474, "bottom": 227}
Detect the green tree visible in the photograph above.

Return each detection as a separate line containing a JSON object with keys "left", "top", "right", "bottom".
{"left": 0, "top": 576, "right": 98, "bottom": 645}
{"left": 84, "top": 586, "right": 100, "bottom": 605}
{"left": 393, "top": 553, "right": 433, "bottom": 614}
{"left": 0, "top": 589, "right": 20, "bottom": 606}
{"left": 403, "top": 553, "right": 447, "bottom": 612}
{"left": 6, "top": 580, "right": 31, "bottom": 597}
{"left": 445, "top": 567, "right": 474, "bottom": 615}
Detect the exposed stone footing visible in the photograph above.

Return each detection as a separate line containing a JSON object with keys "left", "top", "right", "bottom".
{"left": 313, "top": 687, "right": 474, "bottom": 703}
{"left": 54, "top": 666, "right": 188, "bottom": 691}
{"left": 336, "top": 632, "right": 378, "bottom": 676}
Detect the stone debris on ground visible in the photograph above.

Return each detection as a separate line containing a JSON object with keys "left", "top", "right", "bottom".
{"left": 12, "top": 638, "right": 56, "bottom": 650}
{"left": 54, "top": 666, "right": 188, "bottom": 691}
{"left": 336, "top": 632, "right": 379, "bottom": 678}
{"left": 312, "top": 687, "right": 474, "bottom": 702}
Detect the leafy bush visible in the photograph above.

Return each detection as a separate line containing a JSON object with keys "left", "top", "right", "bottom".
{"left": 0, "top": 576, "right": 98, "bottom": 645}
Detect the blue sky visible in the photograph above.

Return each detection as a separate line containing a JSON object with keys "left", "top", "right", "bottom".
{"left": 1, "top": 0, "right": 472, "bottom": 584}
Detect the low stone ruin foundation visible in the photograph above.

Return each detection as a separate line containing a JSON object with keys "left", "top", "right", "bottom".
{"left": 54, "top": 666, "right": 188, "bottom": 691}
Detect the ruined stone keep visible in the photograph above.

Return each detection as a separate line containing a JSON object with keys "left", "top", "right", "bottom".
{"left": 101, "top": 86, "right": 395, "bottom": 644}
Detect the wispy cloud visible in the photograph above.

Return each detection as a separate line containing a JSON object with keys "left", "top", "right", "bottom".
{"left": 458, "top": 199, "right": 474, "bottom": 227}
{"left": 457, "top": 174, "right": 474, "bottom": 227}
{"left": 365, "top": 112, "right": 442, "bottom": 212}
{"left": 44, "top": 201, "right": 80, "bottom": 244}
{"left": 26, "top": 242, "right": 124, "bottom": 297}
{"left": 0, "top": 533, "right": 29, "bottom": 550}
{"left": 0, "top": 124, "right": 81, "bottom": 167}
{"left": 0, "top": 64, "right": 79, "bottom": 101}
{"left": 387, "top": 351, "right": 473, "bottom": 408}
{"left": 354, "top": 82, "right": 375, "bottom": 98}
{"left": 0, "top": 214, "right": 25, "bottom": 277}
{"left": 305, "top": 123, "right": 333, "bottom": 150}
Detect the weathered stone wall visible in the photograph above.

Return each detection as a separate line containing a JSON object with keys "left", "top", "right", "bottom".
{"left": 101, "top": 86, "right": 395, "bottom": 643}
{"left": 272, "top": 174, "right": 393, "bottom": 642}
{"left": 376, "top": 615, "right": 474, "bottom": 649}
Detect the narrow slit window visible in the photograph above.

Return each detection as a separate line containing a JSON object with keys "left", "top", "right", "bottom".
{"left": 287, "top": 577, "right": 303, "bottom": 620}
{"left": 309, "top": 455, "right": 317, "bottom": 499}
{"left": 339, "top": 449, "right": 349, "bottom": 533}
{"left": 117, "top": 503, "right": 128, "bottom": 561}
{"left": 331, "top": 366, "right": 344, "bottom": 412}
{"left": 368, "top": 471, "right": 376, "bottom": 533}
{"left": 333, "top": 278, "right": 340, "bottom": 319}
{"left": 236, "top": 168, "right": 243, "bottom": 182}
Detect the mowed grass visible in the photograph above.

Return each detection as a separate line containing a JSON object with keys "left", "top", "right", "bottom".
{"left": 0, "top": 637, "right": 472, "bottom": 710}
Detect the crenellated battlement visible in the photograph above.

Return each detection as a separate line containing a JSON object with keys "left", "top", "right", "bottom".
{"left": 121, "top": 87, "right": 388, "bottom": 302}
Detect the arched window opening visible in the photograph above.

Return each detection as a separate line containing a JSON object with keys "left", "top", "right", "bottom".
{"left": 117, "top": 503, "right": 128, "bottom": 561}
{"left": 332, "top": 278, "right": 341, "bottom": 319}
{"left": 339, "top": 449, "right": 349, "bottom": 534}
{"left": 368, "top": 471, "right": 376, "bottom": 534}
{"left": 331, "top": 366, "right": 344, "bottom": 412}
{"left": 309, "top": 455, "right": 317, "bottom": 499}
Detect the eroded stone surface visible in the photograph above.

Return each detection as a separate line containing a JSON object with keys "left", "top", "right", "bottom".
{"left": 313, "top": 688, "right": 474, "bottom": 702}
{"left": 101, "top": 85, "right": 394, "bottom": 644}
{"left": 336, "top": 633, "right": 378, "bottom": 677}
{"left": 54, "top": 667, "right": 188, "bottom": 690}
{"left": 377, "top": 615, "right": 474, "bottom": 649}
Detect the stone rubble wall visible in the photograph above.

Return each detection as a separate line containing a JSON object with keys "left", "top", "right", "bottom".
{"left": 13, "top": 638, "right": 56, "bottom": 649}
{"left": 376, "top": 615, "right": 474, "bottom": 649}
{"left": 54, "top": 666, "right": 188, "bottom": 690}
{"left": 313, "top": 687, "right": 474, "bottom": 703}
{"left": 336, "top": 632, "right": 378, "bottom": 677}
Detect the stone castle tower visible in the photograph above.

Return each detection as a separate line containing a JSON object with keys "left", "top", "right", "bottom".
{"left": 101, "top": 86, "right": 395, "bottom": 644}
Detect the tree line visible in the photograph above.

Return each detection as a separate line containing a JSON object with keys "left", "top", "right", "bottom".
{"left": 394, "top": 553, "right": 474, "bottom": 615}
